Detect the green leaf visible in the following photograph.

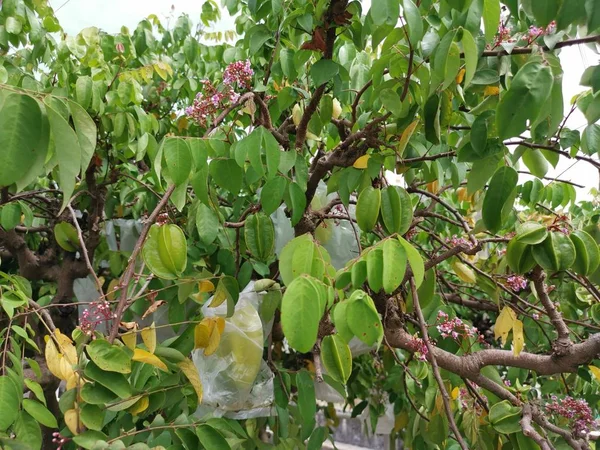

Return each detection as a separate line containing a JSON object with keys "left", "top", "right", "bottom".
{"left": 532, "top": 0, "right": 561, "bottom": 27}
{"left": 310, "top": 59, "right": 340, "bottom": 87}
{"left": 1, "top": 203, "right": 21, "bottom": 230}
{"left": 54, "top": 222, "right": 80, "bottom": 252}
{"left": 371, "top": 0, "right": 400, "bottom": 26}
{"left": 296, "top": 370, "right": 316, "bottom": 435}
{"left": 164, "top": 138, "right": 192, "bottom": 186}
{"left": 320, "top": 335, "right": 352, "bottom": 384}
{"left": 489, "top": 400, "right": 522, "bottom": 434}
{"left": 506, "top": 239, "right": 537, "bottom": 274}
{"left": 356, "top": 186, "right": 381, "bottom": 232}
{"left": 279, "top": 234, "right": 329, "bottom": 286}
{"left": 0, "top": 94, "right": 43, "bottom": 188}
{"left": 582, "top": 124, "right": 600, "bottom": 156}
{"left": 382, "top": 239, "right": 407, "bottom": 294}
{"left": 346, "top": 290, "right": 383, "bottom": 346}
{"left": 333, "top": 301, "right": 354, "bottom": 343}
{"left": 403, "top": 0, "right": 423, "bottom": 44}
{"left": 483, "top": 0, "right": 501, "bottom": 41}
{"left": 0, "top": 376, "right": 20, "bottom": 431}
{"left": 86, "top": 339, "right": 132, "bottom": 374}
{"left": 196, "top": 425, "right": 231, "bottom": 450}
{"left": 45, "top": 100, "right": 82, "bottom": 212}
{"left": 75, "top": 76, "right": 93, "bottom": 110}
{"left": 84, "top": 361, "right": 132, "bottom": 399}
{"left": 210, "top": 159, "right": 243, "bottom": 194}
{"left": 244, "top": 213, "right": 275, "bottom": 262}
{"left": 5, "top": 17, "right": 22, "bottom": 34}
{"left": 433, "top": 30, "right": 459, "bottom": 90}
{"left": 72, "top": 431, "right": 109, "bottom": 449}
{"left": 496, "top": 62, "right": 554, "bottom": 140}
{"left": 68, "top": 100, "right": 97, "bottom": 174}
{"left": 260, "top": 176, "right": 287, "bottom": 216}
{"left": 196, "top": 203, "right": 220, "bottom": 246}
{"left": 379, "top": 186, "right": 413, "bottom": 235}
{"left": 522, "top": 148, "right": 549, "bottom": 178}
{"left": 281, "top": 276, "right": 323, "bottom": 353}
{"left": 80, "top": 404, "right": 105, "bottom": 431}
{"left": 482, "top": 166, "right": 518, "bottom": 234}
{"left": 380, "top": 88, "right": 403, "bottom": 117}
{"left": 308, "top": 427, "right": 328, "bottom": 450}
{"left": 398, "top": 236, "right": 424, "bottom": 287}
{"left": 22, "top": 399, "right": 58, "bottom": 429}
{"left": 13, "top": 412, "right": 41, "bottom": 450}
{"left": 287, "top": 182, "right": 307, "bottom": 227}
{"left": 461, "top": 28, "right": 478, "bottom": 88}
{"left": 80, "top": 383, "right": 118, "bottom": 405}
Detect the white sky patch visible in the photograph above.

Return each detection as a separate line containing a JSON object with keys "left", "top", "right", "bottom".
{"left": 52, "top": 0, "right": 598, "bottom": 198}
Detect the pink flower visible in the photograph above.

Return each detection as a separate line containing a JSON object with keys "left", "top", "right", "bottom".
{"left": 507, "top": 275, "right": 527, "bottom": 292}
{"left": 436, "top": 312, "right": 482, "bottom": 342}
{"left": 407, "top": 336, "right": 429, "bottom": 361}
{"left": 546, "top": 396, "right": 596, "bottom": 436}
{"left": 80, "top": 301, "right": 115, "bottom": 335}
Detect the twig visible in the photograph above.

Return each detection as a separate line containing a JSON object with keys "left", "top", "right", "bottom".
{"left": 67, "top": 204, "right": 103, "bottom": 296}
{"left": 409, "top": 277, "right": 469, "bottom": 450}
{"left": 28, "top": 300, "right": 56, "bottom": 332}
{"left": 473, "top": 35, "right": 600, "bottom": 57}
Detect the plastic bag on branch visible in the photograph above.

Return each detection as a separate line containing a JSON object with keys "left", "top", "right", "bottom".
{"left": 193, "top": 281, "right": 274, "bottom": 418}
{"left": 271, "top": 181, "right": 360, "bottom": 270}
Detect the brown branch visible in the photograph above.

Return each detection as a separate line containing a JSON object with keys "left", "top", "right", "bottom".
{"left": 409, "top": 277, "right": 469, "bottom": 450}
{"left": 67, "top": 204, "right": 103, "bottom": 295}
{"left": 474, "top": 35, "right": 600, "bottom": 57}
{"left": 531, "top": 266, "right": 572, "bottom": 354}
{"left": 521, "top": 404, "right": 553, "bottom": 450}
{"left": 108, "top": 184, "right": 176, "bottom": 342}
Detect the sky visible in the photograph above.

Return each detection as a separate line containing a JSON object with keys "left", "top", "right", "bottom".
{"left": 51, "top": 0, "right": 599, "bottom": 198}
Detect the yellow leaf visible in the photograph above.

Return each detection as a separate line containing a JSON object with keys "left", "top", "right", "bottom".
{"left": 397, "top": 120, "right": 419, "bottom": 158}
{"left": 589, "top": 366, "right": 600, "bottom": 382}
{"left": 452, "top": 261, "right": 477, "bottom": 284}
{"left": 426, "top": 180, "right": 439, "bottom": 194}
{"left": 332, "top": 98, "right": 342, "bottom": 119}
{"left": 394, "top": 411, "right": 409, "bottom": 432}
{"left": 65, "top": 409, "right": 80, "bottom": 435}
{"left": 132, "top": 348, "right": 168, "bottom": 372}
{"left": 456, "top": 68, "right": 466, "bottom": 84}
{"left": 513, "top": 319, "right": 524, "bottom": 356}
{"left": 198, "top": 280, "right": 215, "bottom": 293}
{"left": 128, "top": 396, "right": 149, "bottom": 416}
{"left": 292, "top": 104, "right": 302, "bottom": 127}
{"left": 194, "top": 318, "right": 223, "bottom": 356}
{"left": 494, "top": 306, "right": 516, "bottom": 346}
{"left": 178, "top": 358, "right": 203, "bottom": 403}
{"left": 106, "top": 279, "right": 120, "bottom": 301}
{"left": 204, "top": 325, "right": 221, "bottom": 356}
{"left": 353, "top": 155, "right": 371, "bottom": 169}
{"left": 194, "top": 320, "right": 212, "bottom": 348}
{"left": 209, "top": 289, "right": 227, "bottom": 308}
{"left": 141, "top": 323, "right": 157, "bottom": 354}
{"left": 451, "top": 386, "right": 460, "bottom": 400}
{"left": 484, "top": 86, "right": 500, "bottom": 96}
{"left": 214, "top": 317, "right": 225, "bottom": 334}
{"left": 177, "top": 116, "right": 189, "bottom": 133}
{"left": 44, "top": 331, "right": 78, "bottom": 381}
{"left": 66, "top": 372, "right": 83, "bottom": 390}
{"left": 121, "top": 332, "right": 137, "bottom": 351}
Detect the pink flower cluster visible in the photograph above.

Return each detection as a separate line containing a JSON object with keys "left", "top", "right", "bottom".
{"left": 458, "top": 381, "right": 487, "bottom": 414}
{"left": 407, "top": 336, "right": 430, "bottom": 362}
{"left": 80, "top": 300, "right": 116, "bottom": 336}
{"left": 546, "top": 396, "right": 596, "bottom": 436}
{"left": 506, "top": 275, "right": 528, "bottom": 292}
{"left": 52, "top": 432, "right": 71, "bottom": 450}
{"left": 447, "top": 235, "right": 470, "bottom": 248}
{"left": 185, "top": 60, "right": 254, "bottom": 127}
{"left": 436, "top": 311, "right": 482, "bottom": 341}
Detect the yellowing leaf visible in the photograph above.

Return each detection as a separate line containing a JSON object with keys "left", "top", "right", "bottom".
{"left": 198, "top": 280, "right": 215, "bottom": 293}
{"left": 44, "top": 331, "right": 78, "bottom": 381}
{"left": 292, "top": 104, "right": 302, "bottom": 127}
{"left": 178, "top": 358, "right": 203, "bottom": 404}
{"left": 513, "top": 319, "right": 524, "bottom": 356}
{"left": 194, "top": 318, "right": 224, "bottom": 356}
{"left": 177, "top": 116, "right": 189, "bottom": 133}
{"left": 128, "top": 396, "right": 149, "bottom": 415}
{"left": 66, "top": 372, "right": 83, "bottom": 390}
{"left": 121, "top": 332, "right": 137, "bottom": 351}
{"left": 426, "top": 180, "right": 439, "bottom": 194}
{"left": 141, "top": 323, "right": 157, "bottom": 354}
{"left": 394, "top": 411, "right": 409, "bottom": 432}
{"left": 353, "top": 155, "right": 371, "bottom": 169}
{"left": 451, "top": 386, "right": 460, "bottom": 400}
{"left": 494, "top": 306, "right": 516, "bottom": 346}
{"left": 65, "top": 409, "right": 80, "bottom": 435}
{"left": 589, "top": 366, "right": 600, "bottom": 382}
{"left": 456, "top": 68, "right": 466, "bottom": 84}
{"left": 484, "top": 86, "right": 500, "bottom": 96}
{"left": 452, "top": 261, "right": 476, "bottom": 284}
{"left": 209, "top": 289, "right": 227, "bottom": 307}
{"left": 106, "top": 279, "right": 120, "bottom": 301}
{"left": 132, "top": 348, "right": 168, "bottom": 372}
{"left": 397, "top": 120, "right": 419, "bottom": 157}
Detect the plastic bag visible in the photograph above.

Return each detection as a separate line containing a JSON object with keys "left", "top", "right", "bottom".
{"left": 271, "top": 181, "right": 360, "bottom": 269}
{"left": 192, "top": 282, "right": 274, "bottom": 417}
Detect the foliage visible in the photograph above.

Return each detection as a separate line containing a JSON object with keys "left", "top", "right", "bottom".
{"left": 0, "top": 0, "right": 600, "bottom": 449}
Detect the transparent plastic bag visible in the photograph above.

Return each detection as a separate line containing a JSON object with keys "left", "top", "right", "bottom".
{"left": 192, "top": 282, "right": 274, "bottom": 417}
